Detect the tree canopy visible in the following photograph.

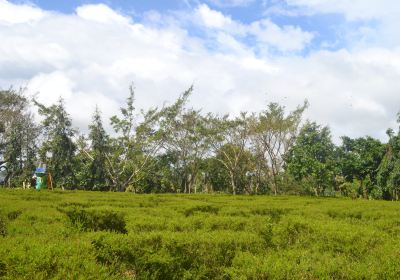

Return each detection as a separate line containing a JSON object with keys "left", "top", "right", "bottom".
{"left": 1, "top": 85, "right": 399, "bottom": 200}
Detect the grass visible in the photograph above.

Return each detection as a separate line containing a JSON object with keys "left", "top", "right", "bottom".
{"left": 1, "top": 189, "right": 400, "bottom": 279}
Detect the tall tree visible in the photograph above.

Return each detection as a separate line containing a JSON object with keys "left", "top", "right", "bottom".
{"left": 105, "top": 85, "right": 190, "bottom": 192}
{"left": 339, "top": 136, "right": 385, "bottom": 198}
{"left": 0, "top": 88, "right": 39, "bottom": 187}
{"left": 377, "top": 118, "right": 400, "bottom": 200}
{"left": 285, "top": 122, "right": 336, "bottom": 196}
{"left": 250, "top": 102, "right": 307, "bottom": 195}
{"left": 162, "top": 87, "right": 211, "bottom": 193}
{"left": 88, "top": 107, "right": 110, "bottom": 190}
{"left": 209, "top": 113, "right": 251, "bottom": 195}
{"left": 73, "top": 134, "right": 92, "bottom": 190}
{"left": 35, "top": 98, "right": 76, "bottom": 189}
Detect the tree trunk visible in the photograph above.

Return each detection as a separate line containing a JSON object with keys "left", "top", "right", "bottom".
{"left": 361, "top": 179, "right": 367, "bottom": 199}
{"left": 229, "top": 171, "right": 236, "bottom": 195}
{"left": 255, "top": 181, "right": 259, "bottom": 194}
{"left": 271, "top": 165, "right": 278, "bottom": 196}
{"left": 314, "top": 186, "right": 319, "bottom": 197}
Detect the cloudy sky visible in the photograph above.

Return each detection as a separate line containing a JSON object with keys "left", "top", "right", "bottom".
{"left": 1, "top": 0, "right": 400, "bottom": 141}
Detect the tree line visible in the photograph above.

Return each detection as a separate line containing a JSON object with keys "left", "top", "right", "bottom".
{"left": 1, "top": 86, "right": 400, "bottom": 200}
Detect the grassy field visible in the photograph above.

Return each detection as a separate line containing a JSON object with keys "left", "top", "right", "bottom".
{"left": 1, "top": 190, "right": 400, "bottom": 279}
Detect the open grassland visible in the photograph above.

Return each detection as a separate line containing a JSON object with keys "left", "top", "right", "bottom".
{"left": 1, "top": 190, "right": 400, "bottom": 279}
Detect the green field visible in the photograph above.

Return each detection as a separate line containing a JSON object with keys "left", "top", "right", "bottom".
{"left": 1, "top": 190, "right": 400, "bottom": 279}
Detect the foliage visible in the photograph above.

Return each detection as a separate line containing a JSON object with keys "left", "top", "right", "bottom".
{"left": 61, "top": 207, "right": 127, "bottom": 234}
{"left": 339, "top": 136, "right": 385, "bottom": 198}
{"left": 0, "top": 88, "right": 39, "bottom": 187}
{"left": 2, "top": 83, "right": 400, "bottom": 200}
{"left": 250, "top": 101, "right": 308, "bottom": 195}
{"left": 377, "top": 123, "right": 400, "bottom": 200}
{"left": 285, "top": 122, "right": 337, "bottom": 196}
{"left": 88, "top": 107, "right": 111, "bottom": 190}
{"left": 162, "top": 88, "right": 211, "bottom": 193}
{"left": 34, "top": 98, "right": 77, "bottom": 189}
{"left": 106, "top": 85, "right": 192, "bottom": 192}
{"left": 209, "top": 113, "right": 252, "bottom": 194}
{"left": 2, "top": 190, "right": 400, "bottom": 279}
{"left": 213, "top": 143, "right": 255, "bottom": 194}
{"left": 0, "top": 215, "right": 6, "bottom": 237}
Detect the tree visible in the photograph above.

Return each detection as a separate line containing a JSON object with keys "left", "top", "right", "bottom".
{"left": 135, "top": 152, "right": 180, "bottom": 193}
{"left": 209, "top": 113, "right": 251, "bottom": 195}
{"left": 285, "top": 122, "right": 336, "bottom": 196}
{"left": 212, "top": 144, "right": 255, "bottom": 194}
{"left": 105, "top": 85, "right": 191, "bottom": 192}
{"left": 35, "top": 98, "right": 76, "bottom": 189}
{"left": 339, "top": 136, "right": 385, "bottom": 198}
{"left": 0, "top": 88, "right": 39, "bottom": 187}
{"left": 0, "top": 88, "right": 28, "bottom": 169}
{"left": 73, "top": 134, "right": 92, "bottom": 190}
{"left": 162, "top": 87, "right": 212, "bottom": 193}
{"left": 377, "top": 118, "right": 400, "bottom": 200}
{"left": 88, "top": 107, "right": 110, "bottom": 190}
{"left": 250, "top": 102, "right": 307, "bottom": 195}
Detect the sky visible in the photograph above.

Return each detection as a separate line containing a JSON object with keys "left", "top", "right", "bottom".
{"left": 1, "top": 0, "right": 400, "bottom": 142}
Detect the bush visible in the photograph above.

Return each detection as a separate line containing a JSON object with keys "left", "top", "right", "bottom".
{"left": 7, "top": 210, "right": 22, "bottom": 220}
{"left": 63, "top": 208, "right": 127, "bottom": 234}
{"left": 276, "top": 219, "right": 313, "bottom": 247}
{"left": 0, "top": 260, "right": 6, "bottom": 277}
{"left": 92, "top": 232, "right": 261, "bottom": 280}
{"left": 184, "top": 205, "right": 219, "bottom": 216}
{"left": 2, "top": 190, "right": 400, "bottom": 279}
{"left": 259, "top": 222, "right": 274, "bottom": 247}
{"left": 251, "top": 208, "right": 291, "bottom": 222}
{"left": 326, "top": 209, "right": 362, "bottom": 220}
{"left": 0, "top": 216, "right": 6, "bottom": 237}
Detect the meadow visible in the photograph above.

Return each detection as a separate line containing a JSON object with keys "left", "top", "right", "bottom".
{"left": 1, "top": 190, "right": 400, "bottom": 279}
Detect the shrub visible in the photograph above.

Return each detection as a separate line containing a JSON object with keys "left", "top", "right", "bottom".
{"left": 251, "top": 208, "right": 291, "bottom": 223}
{"left": 3, "top": 190, "right": 400, "bottom": 279}
{"left": 277, "top": 220, "right": 313, "bottom": 247}
{"left": 326, "top": 210, "right": 362, "bottom": 220}
{"left": 58, "top": 202, "right": 90, "bottom": 208}
{"left": 259, "top": 222, "right": 274, "bottom": 247}
{"left": 184, "top": 205, "right": 219, "bottom": 216}
{"left": 64, "top": 208, "right": 127, "bottom": 234}
{"left": 92, "top": 232, "right": 261, "bottom": 280}
{"left": 0, "top": 216, "right": 6, "bottom": 237}
{"left": 0, "top": 260, "right": 6, "bottom": 277}
{"left": 7, "top": 210, "right": 22, "bottom": 220}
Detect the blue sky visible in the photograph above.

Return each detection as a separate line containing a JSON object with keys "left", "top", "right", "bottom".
{"left": 8, "top": 0, "right": 357, "bottom": 54}
{"left": 10, "top": 0, "right": 191, "bottom": 14}
{"left": 1, "top": 0, "right": 400, "bottom": 141}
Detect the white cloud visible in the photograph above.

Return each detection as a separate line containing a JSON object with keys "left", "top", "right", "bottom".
{"left": 1, "top": 1, "right": 400, "bottom": 142}
{"left": 76, "top": 4, "right": 131, "bottom": 24}
{"left": 196, "top": 4, "right": 233, "bottom": 29}
{"left": 0, "top": 0, "right": 45, "bottom": 25}
{"left": 29, "top": 71, "right": 74, "bottom": 104}
{"left": 249, "top": 19, "right": 313, "bottom": 52}
{"left": 194, "top": 4, "right": 313, "bottom": 52}
{"left": 194, "top": 4, "right": 246, "bottom": 35}
{"left": 285, "top": 0, "right": 397, "bottom": 20}
{"left": 282, "top": 0, "right": 400, "bottom": 49}
{"left": 206, "top": 0, "right": 255, "bottom": 7}
{"left": 271, "top": 48, "right": 400, "bottom": 140}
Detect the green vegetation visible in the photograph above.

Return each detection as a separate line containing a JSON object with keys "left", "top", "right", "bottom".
{"left": 1, "top": 189, "right": 400, "bottom": 279}
{"left": 1, "top": 86, "right": 400, "bottom": 200}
